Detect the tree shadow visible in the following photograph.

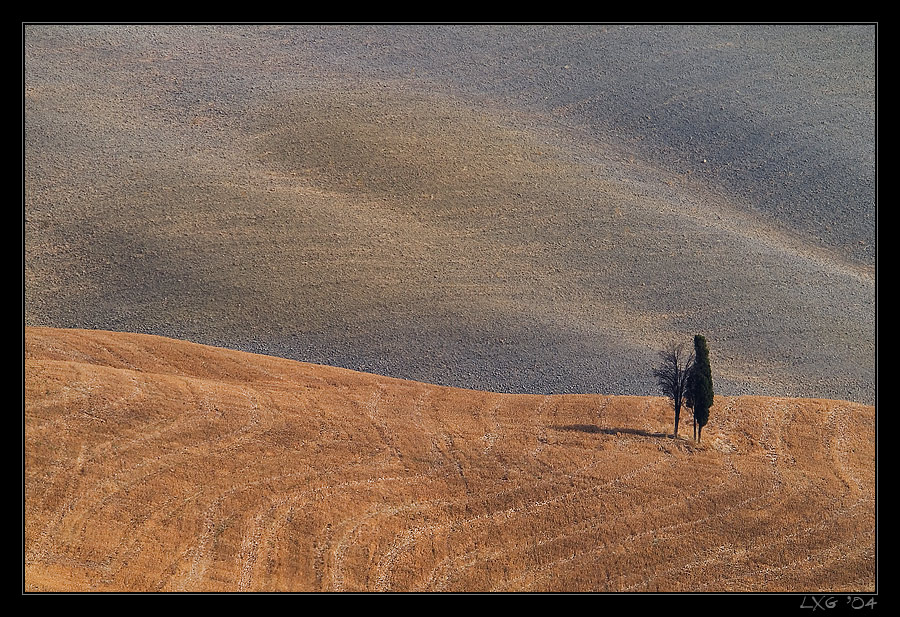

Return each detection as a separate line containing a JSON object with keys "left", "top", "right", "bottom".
{"left": 551, "top": 424, "right": 672, "bottom": 440}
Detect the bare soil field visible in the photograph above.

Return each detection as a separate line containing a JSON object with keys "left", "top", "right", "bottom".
{"left": 23, "top": 25, "right": 875, "bottom": 404}
{"left": 24, "top": 327, "right": 875, "bottom": 592}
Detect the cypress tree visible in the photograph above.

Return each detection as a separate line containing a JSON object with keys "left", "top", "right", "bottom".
{"left": 689, "top": 334, "right": 714, "bottom": 443}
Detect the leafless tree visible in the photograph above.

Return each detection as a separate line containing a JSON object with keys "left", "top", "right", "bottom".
{"left": 652, "top": 343, "right": 695, "bottom": 439}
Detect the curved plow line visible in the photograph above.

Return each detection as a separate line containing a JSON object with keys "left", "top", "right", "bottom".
{"left": 399, "top": 444, "right": 619, "bottom": 590}
{"left": 760, "top": 400, "right": 785, "bottom": 492}
{"left": 225, "top": 462, "right": 399, "bottom": 591}
{"left": 816, "top": 403, "right": 872, "bottom": 513}
{"left": 181, "top": 472, "right": 315, "bottom": 592}
{"left": 366, "top": 385, "right": 384, "bottom": 422}
{"left": 503, "top": 456, "right": 752, "bottom": 592}
{"left": 185, "top": 435, "right": 407, "bottom": 592}
{"left": 644, "top": 493, "right": 872, "bottom": 593}
{"left": 266, "top": 473, "right": 425, "bottom": 591}
{"left": 49, "top": 381, "right": 270, "bottom": 580}
{"left": 233, "top": 470, "right": 354, "bottom": 592}
{"left": 512, "top": 482, "right": 775, "bottom": 593}
{"left": 369, "top": 466, "right": 604, "bottom": 592}
{"left": 155, "top": 539, "right": 205, "bottom": 591}
{"left": 831, "top": 404, "right": 868, "bottom": 506}
{"left": 411, "top": 385, "right": 434, "bottom": 430}
{"left": 485, "top": 445, "right": 742, "bottom": 592}
{"left": 620, "top": 498, "right": 764, "bottom": 590}
{"left": 620, "top": 544, "right": 736, "bottom": 592}
{"left": 240, "top": 356, "right": 291, "bottom": 386}
{"left": 30, "top": 371, "right": 262, "bottom": 549}
{"left": 178, "top": 437, "right": 375, "bottom": 591}
{"left": 624, "top": 433, "right": 789, "bottom": 589}
{"left": 327, "top": 481, "right": 450, "bottom": 592}
{"left": 502, "top": 410, "right": 745, "bottom": 593}
{"left": 698, "top": 532, "right": 874, "bottom": 592}
{"left": 26, "top": 364, "right": 142, "bottom": 494}
{"left": 294, "top": 474, "right": 437, "bottom": 586}
{"left": 484, "top": 424, "right": 629, "bottom": 513}
{"left": 693, "top": 404, "right": 871, "bottom": 592}
{"left": 118, "top": 487, "right": 207, "bottom": 591}
{"left": 361, "top": 383, "right": 407, "bottom": 462}
{"left": 27, "top": 360, "right": 142, "bottom": 439}
{"left": 374, "top": 526, "right": 426, "bottom": 592}
{"left": 823, "top": 404, "right": 842, "bottom": 493}
{"left": 506, "top": 427, "right": 760, "bottom": 593}
{"left": 94, "top": 485, "right": 205, "bottom": 589}
{"left": 629, "top": 506, "right": 809, "bottom": 592}
{"left": 423, "top": 456, "right": 670, "bottom": 591}
{"left": 27, "top": 370, "right": 193, "bottom": 564}
{"left": 481, "top": 400, "right": 503, "bottom": 455}
{"left": 26, "top": 445, "right": 88, "bottom": 564}
{"left": 637, "top": 408, "right": 871, "bottom": 593}
{"left": 238, "top": 506, "right": 269, "bottom": 591}
{"left": 182, "top": 492, "right": 225, "bottom": 591}
{"left": 351, "top": 494, "right": 454, "bottom": 592}
{"left": 329, "top": 504, "right": 390, "bottom": 592}
{"left": 153, "top": 467, "right": 318, "bottom": 591}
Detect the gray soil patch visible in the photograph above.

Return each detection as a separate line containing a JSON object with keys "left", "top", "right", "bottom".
{"left": 24, "top": 25, "right": 875, "bottom": 404}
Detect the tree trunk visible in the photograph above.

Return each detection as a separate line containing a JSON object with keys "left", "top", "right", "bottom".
{"left": 674, "top": 409, "right": 680, "bottom": 438}
{"left": 698, "top": 425, "right": 703, "bottom": 443}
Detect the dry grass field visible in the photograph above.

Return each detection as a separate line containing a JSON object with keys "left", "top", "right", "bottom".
{"left": 24, "top": 327, "right": 875, "bottom": 593}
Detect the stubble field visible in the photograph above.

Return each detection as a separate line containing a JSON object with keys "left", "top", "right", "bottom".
{"left": 24, "top": 327, "right": 875, "bottom": 592}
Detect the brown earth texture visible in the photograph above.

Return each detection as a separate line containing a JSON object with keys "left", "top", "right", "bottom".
{"left": 24, "top": 24, "right": 878, "bottom": 596}
{"left": 24, "top": 327, "right": 875, "bottom": 593}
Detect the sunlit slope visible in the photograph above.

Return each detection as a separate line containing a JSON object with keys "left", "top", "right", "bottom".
{"left": 24, "top": 25, "right": 875, "bottom": 403}
{"left": 25, "top": 328, "right": 875, "bottom": 592}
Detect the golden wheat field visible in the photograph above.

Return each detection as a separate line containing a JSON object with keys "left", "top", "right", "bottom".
{"left": 23, "top": 327, "right": 875, "bottom": 593}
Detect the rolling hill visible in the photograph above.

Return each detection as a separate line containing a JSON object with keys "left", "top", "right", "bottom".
{"left": 24, "top": 327, "right": 875, "bottom": 592}
{"left": 23, "top": 24, "right": 876, "bottom": 404}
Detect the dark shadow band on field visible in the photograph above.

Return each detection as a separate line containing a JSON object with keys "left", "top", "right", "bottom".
{"left": 551, "top": 425, "right": 671, "bottom": 439}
